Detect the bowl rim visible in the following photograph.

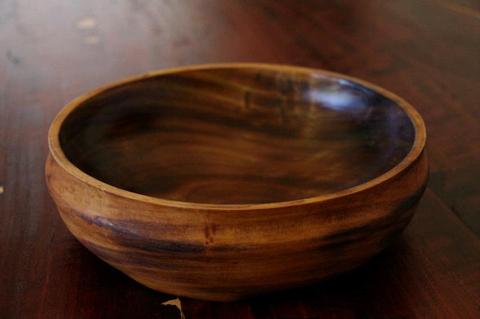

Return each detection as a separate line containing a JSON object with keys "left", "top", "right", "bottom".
{"left": 47, "top": 63, "right": 426, "bottom": 211}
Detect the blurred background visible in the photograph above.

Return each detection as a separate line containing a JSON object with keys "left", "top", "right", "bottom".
{"left": 1, "top": 1, "right": 479, "bottom": 318}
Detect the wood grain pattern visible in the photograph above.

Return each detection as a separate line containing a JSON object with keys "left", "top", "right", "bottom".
{"left": 58, "top": 65, "right": 418, "bottom": 204}
{"left": 1, "top": 0, "right": 479, "bottom": 317}
{"left": 45, "top": 64, "right": 428, "bottom": 301}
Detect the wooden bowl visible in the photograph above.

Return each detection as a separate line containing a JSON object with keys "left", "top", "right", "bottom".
{"left": 46, "top": 63, "right": 428, "bottom": 301}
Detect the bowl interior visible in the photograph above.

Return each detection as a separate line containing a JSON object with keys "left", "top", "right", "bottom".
{"left": 59, "top": 67, "right": 415, "bottom": 204}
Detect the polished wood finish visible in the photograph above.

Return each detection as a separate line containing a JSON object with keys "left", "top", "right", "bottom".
{"left": 1, "top": 0, "right": 479, "bottom": 317}
{"left": 58, "top": 65, "right": 419, "bottom": 204}
{"left": 46, "top": 64, "right": 427, "bottom": 301}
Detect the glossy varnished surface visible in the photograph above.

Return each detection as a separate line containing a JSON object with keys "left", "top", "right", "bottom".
{"left": 46, "top": 64, "right": 427, "bottom": 301}
{"left": 60, "top": 67, "right": 415, "bottom": 204}
{"left": 1, "top": 0, "right": 479, "bottom": 318}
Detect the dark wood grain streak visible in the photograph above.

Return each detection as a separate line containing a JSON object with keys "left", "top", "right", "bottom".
{"left": 1, "top": 0, "right": 479, "bottom": 318}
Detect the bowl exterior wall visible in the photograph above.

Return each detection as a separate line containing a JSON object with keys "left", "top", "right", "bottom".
{"left": 45, "top": 151, "right": 428, "bottom": 301}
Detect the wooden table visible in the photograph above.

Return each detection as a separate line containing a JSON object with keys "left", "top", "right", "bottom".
{"left": 1, "top": 1, "right": 479, "bottom": 318}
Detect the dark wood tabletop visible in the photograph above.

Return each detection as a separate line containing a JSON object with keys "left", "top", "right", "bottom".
{"left": 1, "top": 0, "right": 479, "bottom": 318}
